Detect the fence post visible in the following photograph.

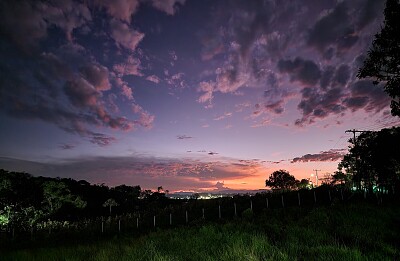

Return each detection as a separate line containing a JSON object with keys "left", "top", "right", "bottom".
{"left": 250, "top": 200, "right": 253, "bottom": 211}
{"left": 314, "top": 190, "right": 317, "bottom": 203}
{"left": 153, "top": 216, "right": 156, "bottom": 228}
{"left": 219, "top": 205, "right": 221, "bottom": 219}
{"left": 340, "top": 189, "right": 344, "bottom": 201}
{"left": 170, "top": 213, "right": 172, "bottom": 226}
{"left": 298, "top": 192, "right": 301, "bottom": 206}
{"left": 202, "top": 208, "right": 205, "bottom": 219}
{"left": 101, "top": 218, "right": 104, "bottom": 234}
{"left": 118, "top": 219, "right": 121, "bottom": 233}
{"left": 266, "top": 198, "right": 269, "bottom": 208}
{"left": 281, "top": 194, "right": 285, "bottom": 208}
{"left": 186, "top": 211, "right": 188, "bottom": 224}
{"left": 234, "top": 202, "right": 237, "bottom": 217}
{"left": 136, "top": 217, "right": 139, "bottom": 229}
{"left": 328, "top": 190, "right": 331, "bottom": 202}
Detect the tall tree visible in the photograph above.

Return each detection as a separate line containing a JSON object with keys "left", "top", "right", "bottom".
{"left": 357, "top": 0, "right": 400, "bottom": 116}
{"left": 338, "top": 127, "right": 400, "bottom": 193}
{"left": 265, "top": 170, "right": 298, "bottom": 191}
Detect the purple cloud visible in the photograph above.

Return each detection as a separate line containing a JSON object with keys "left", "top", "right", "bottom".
{"left": 177, "top": 135, "right": 193, "bottom": 140}
{"left": 291, "top": 149, "right": 347, "bottom": 163}
{"left": 110, "top": 19, "right": 144, "bottom": 51}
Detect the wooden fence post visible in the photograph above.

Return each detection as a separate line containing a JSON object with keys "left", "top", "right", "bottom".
{"left": 153, "top": 216, "right": 156, "bottom": 228}
{"left": 170, "top": 213, "right": 172, "bottom": 226}
{"left": 328, "top": 190, "right": 331, "bottom": 202}
{"left": 234, "top": 202, "right": 237, "bottom": 217}
{"left": 298, "top": 192, "right": 301, "bottom": 206}
{"left": 219, "top": 205, "right": 221, "bottom": 219}
{"left": 314, "top": 190, "right": 317, "bottom": 203}
{"left": 136, "top": 217, "right": 139, "bottom": 229}
{"left": 266, "top": 198, "right": 269, "bottom": 208}
{"left": 250, "top": 200, "right": 253, "bottom": 211}
{"left": 340, "top": 189, "right": 344, "bottom": 201}
{"left": 186, "top": 211, "right": 188, "bottom": 224}
{"left": 118, "top": 219, "right": 121, "bottom": 233}
{"left": 281, "top": 194, "right": 285, "bottom": 208}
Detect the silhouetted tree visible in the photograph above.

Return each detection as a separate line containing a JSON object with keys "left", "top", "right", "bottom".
{"left": 103, "top": 198, "right": 119, "bottom": 215}
{"left": 297, "top": 179, "right": 310, "bottom": 189}
{"left": 358, "top": 0, "right": 400, "bottom": 116}
{"left": 338, "top": 127, "right": 400, "bottom": 193}
{"left": 265, "top": 170, "right": 298, "bottom": 191}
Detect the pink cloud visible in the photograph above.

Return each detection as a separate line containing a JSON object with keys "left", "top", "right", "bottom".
{"left": 214, "top": 112, "right": 233, "bottom": 121}
{"left": 122, "top": 85, "right": 133, "bottom": 100}
{"left": 132, "top": 104, "right": 155, "bottom": 129}
{"left": 80, "top": 64, "right": 111, "bottom": 91}
{"left": 146, "top": 75, "right": 161, "bottom": 83}
{"left": 197, "top": 81, "right": 215, "bottom": 104}
{"left": 113, "top": 55, "right": 143, "bottom": 77}
{"left": 110, "top": 19, "right": 144, "bottom": 51}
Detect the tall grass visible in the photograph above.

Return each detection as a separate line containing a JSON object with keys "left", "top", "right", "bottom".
{"left": 2, "top": 202, "right": 399, "bottom": 261}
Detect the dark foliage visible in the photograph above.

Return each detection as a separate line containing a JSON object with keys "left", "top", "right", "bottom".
{"left": 358, "top": 0, "right": 400, "bottom": 116}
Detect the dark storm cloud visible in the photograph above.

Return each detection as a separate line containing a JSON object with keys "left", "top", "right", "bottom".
{"left": 291, "top": 149, "right": 346, "bottom": 163}
{"left": 320, "top": 66, "right": 335, "bottom": 89}
{"left": 345, "top": 80, "right": 390, "bottom": 113}
{"left": 355, "top": 0, "right": 385, "bottom": 30}
{"left": 333, "top": 64, "right": 351, "bottom": 86}
{"left": 278, "top": 57, "right": 321, "bottom": 86}
{"left": 295, "top": 86, "right": 346, "bottom": 126}
{"left": 307, "top": 2, "right": 356, "bottom": 52}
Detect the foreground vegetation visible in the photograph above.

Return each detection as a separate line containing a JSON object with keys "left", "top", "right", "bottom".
{"left": 2, "top": 201, "right": 399, "bottom": 261}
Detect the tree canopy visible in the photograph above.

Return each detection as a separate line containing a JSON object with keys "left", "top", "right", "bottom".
{"left": 337, "top": 127, "right": 400, "bottom": 193}
{"left": 357, "top": 0, "right": 400, "bottom": 116}
{"left": 265, "top": 170, "right": 298, "bottom": 191}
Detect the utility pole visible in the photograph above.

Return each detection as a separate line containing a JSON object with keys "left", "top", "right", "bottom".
{"left": 313, "top": 169, "right": 321, "bottom": 186}
{"left": 345, "top": 129, "right": 369, "bottom": 191}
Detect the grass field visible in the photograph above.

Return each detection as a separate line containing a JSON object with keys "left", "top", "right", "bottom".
{"left": 2, "top": 201, "right": 400, "bottom": 260}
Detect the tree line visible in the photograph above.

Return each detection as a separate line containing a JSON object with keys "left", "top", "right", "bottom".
{"left": 0, "top": 170, "right": 170, "bottom": 231}
{"left": 265, "top": 127, "right": 400, "bottom": 194}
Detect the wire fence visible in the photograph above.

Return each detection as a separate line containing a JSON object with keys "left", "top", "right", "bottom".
{"left": 0, "top": 187, "right": 395, "bottom": 243}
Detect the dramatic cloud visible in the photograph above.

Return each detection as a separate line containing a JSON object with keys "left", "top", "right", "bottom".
{"left": 278, "top": 57, "right": 321, "bottom": 86}
{"left": 291, "top": 149, "right": 347, "bottom": 163}
{"left": 197, "top": 0, "right": 387, "bottom": 126}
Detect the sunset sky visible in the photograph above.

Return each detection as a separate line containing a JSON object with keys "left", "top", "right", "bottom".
{"left": 1, "top": 0, "right": 399, "bottom": 192}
